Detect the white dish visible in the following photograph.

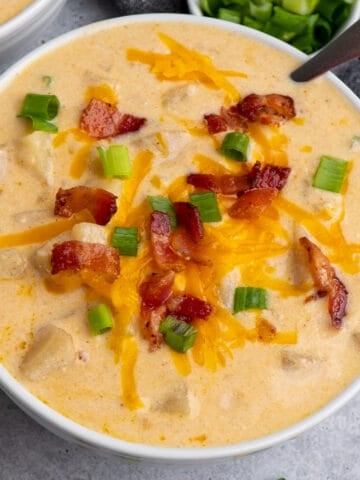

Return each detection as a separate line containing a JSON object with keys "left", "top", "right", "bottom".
{"left": 0, "top": 0, "right": 67, "bottom": 63}
{"left": 0, "top": 12, "right": 360, "bottom": 464}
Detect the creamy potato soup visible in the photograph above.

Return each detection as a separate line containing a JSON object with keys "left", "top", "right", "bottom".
{"left": 0, "top": 0, "right": 34, "bottom": 24}
{"left": 1, "top": 21, "right": 360, "bottom": 448}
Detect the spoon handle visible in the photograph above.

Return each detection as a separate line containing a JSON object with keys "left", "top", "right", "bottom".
{"left": 291, "top": 19, "right": 360, "bottom": 82}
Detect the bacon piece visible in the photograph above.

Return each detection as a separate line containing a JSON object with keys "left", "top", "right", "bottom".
{"left": 54, "top": 186, "right": 117, "bottom": 225}
{"left": 300, "top": 237, "right": 348, "bottom": 329}
{"left": 249, "top": 162, "right": 291, "bottom": 191}
{"left": 237, "top": 93, "right": 296, "bottom": 126}
{"left": 167, "top": 293, "right": 213, "bottom": 320}
{"left": 204, "top": 106, "right": 247, "bottom": 134}
{"left": 228, "top": 187, "right": 277, "bottom": 219}
{"left": 329, "top": 277, "right": 348, "bottom": 329}
{"left": 150, "top": 211, "right": 185, "bottom": 272}
{"left": 187, "top": 173, "right": 250, "bottom": 195}
{"left": 139, "top": 271, "right": 175, "bottom": 308}
{"left": 170, "top": 228, "right": 211, "bottom": 266}
{"left": 204, "top": 93, "right": 295, "bottom": 134}
{"left": 256, "top": 318, "right": 277, "bottom": 343}
{"left": 51, "top": 240, "right": 120, "bottom": 282}
{"left": 204, "top": 113, "right": 228, "bottom": 134}
{"left": 79, "top": 98, "right": 146, "bottom": 139}
{"left": 173, "top": 202, "right": 204, "bottom": 242}
{"left": 139, "top": 271, "right": 175, "bottom": 351}
{"left": 141, "top": 303, "right": 167, "bottom": 351}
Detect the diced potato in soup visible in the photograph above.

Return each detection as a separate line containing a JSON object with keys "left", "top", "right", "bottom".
{"left": 0, "top": 20, "right": 360, "bottom": 448}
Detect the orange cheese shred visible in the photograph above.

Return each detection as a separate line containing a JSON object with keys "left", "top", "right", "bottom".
{"left": 126, "top": 33, "right": 242, "bottom": 103}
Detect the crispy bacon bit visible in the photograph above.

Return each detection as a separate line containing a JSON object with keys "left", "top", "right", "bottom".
{"left": 300, "top": 237, "right": 348, "bottom": 329}
{"left": 54, "top": 186, "right": 117, "bottom": 225}
{"left": 141, "top": 303, "right": 167, "bottom": 351}
{"left": 187, "top": 173, "right": 250, "bottom": 195}
{"left": 139, "top": 271, "right": 175, "bottom": 308}
{"left": 249, "top": 161, "right": 291, "bottom": 191}
{"left": 256, "top": 318, "right": 277, "bottom": 343}
{"left": 204, "top": 113, "right": 228, "bottom": 134}
{"left": 139, "top": 271, "right": 175, "bottom": 351}
{"left": 51, "top": 240, "right": 120, "bottom": 282}
{"left": 173, "top": 202, "right": 204, "bottom": 243}
{"left": 204, "top": 93, "right": 295, "bottom": 134}
{"left": 79, "top": 98, "right": 146, "bottom": 139}
{"left": 150, "top": 211, "right": 185, "bottom": 272}
{"left": 238, "top": 93, "right": 296, "bottom": 126}
{"left": 170, "top": 228, "right": 211, "bottom": 266}
{"left": 167, "top": 294, "right": 213, "bottom": 320}
{"left": 204, "top": 107, "right": 247, "bottom": 134}
{"left": 228, "top": 187, "right": 278, "bottom": 219}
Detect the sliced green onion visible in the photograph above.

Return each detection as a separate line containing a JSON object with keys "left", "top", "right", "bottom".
{"left": 190, "top": 192, "right": 222, "bottom": 223}
{"left": 291, "top": 13, "right": 319, "bottom": 53}
{"left": 316, "top": 0, "right": 350, "bottom": 24}
{"left": 159, "top": 316, "right": 198, "bottom": 353}
{"left": 31, "top": 117, "right": 59, "bottom": 133}
{"left": 312, "top": 15, "right": 332, "bottom": 46}
{"left": 200, "top": 0, "right": 222, "bottom": 15}
{"left": 249, "top": 0, "right": 272, "bottom": 21}
{"left": 18, "top": 93, "right": 60, "bottom": 133}
{"left": 88, "top": 304, "right": 113, "bottom": 335}
{"left": 220, "top": 132, "right": 250, "bottom": 161}
{"left": 97, "top": 145, "right": 131, "bottom": 179}
{"left": 147, "top": 195, "right": 177, "bottom": 228}
{"left": 267, "top": 6, "right": 309, "bottom": 39}
{"left": 42, "top": 75, "right": 53, "bottom": 86}
{"left": 312, "top": 155, "right": 348, "bottom": 193}
{"left": 233, "top": 286, "right": 268, "bottom": 313}
{"left": 282, "top": 0, "right": 319, "bottom": 15}
{"left": 223, "top": 0, "right": 248, "bottom": 6}
{"left": 243, "top": 15, "right": 265, "bottom": 30}
{"left": 112, "top": 226, "right": 139, "bottom": 256}
{"left": 217, "top": 7, "right": 242, "bottom": 22}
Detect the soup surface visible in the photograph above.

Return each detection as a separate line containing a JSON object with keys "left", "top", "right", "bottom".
{"left": 0, "top": 0, "right": 34, "bottom": 24}
{"left": 0, "top": 21, "right": 360, "bottom": 448}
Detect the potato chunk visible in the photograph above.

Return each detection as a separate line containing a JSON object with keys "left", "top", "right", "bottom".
{"left": 20, "top": 324, "right": 75, "bottom": 381}
{"left": 281, "top": 349, "right": 316, "bottom": 370}
{"left": 152, "top": 382, "right": 190, "bottom": 415}
{"left": 71, "top": 222, "right": 108, "bottom": 245}
{"left": 20, "top": 131, "right": 54, "bottom": 185}
{"left": 0, "top": 249, "right": 27, "bottom": 279}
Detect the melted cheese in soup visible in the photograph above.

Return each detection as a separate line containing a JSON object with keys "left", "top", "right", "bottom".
{"left": 0, "top": 21, "right": 360, "bottom": 448}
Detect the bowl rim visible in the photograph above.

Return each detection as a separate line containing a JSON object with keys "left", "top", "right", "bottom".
{"left": 0, "top": 0, "right": 65, "bottom": 37}
{"left": 0, "top": 12, "right": 360, "bottom": 463}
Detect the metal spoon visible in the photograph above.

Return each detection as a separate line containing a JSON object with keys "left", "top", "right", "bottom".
{"left": 291, "top": 18, "right": 360, "bottom": 82}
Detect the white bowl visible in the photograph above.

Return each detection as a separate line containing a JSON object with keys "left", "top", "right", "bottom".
{"left": 187, "top": 0, "right": 360, "bottom": 53}
{"left": 0, "top": 0, "right": 67, "bottom": 63}
{"left": 0, "top": 13, "right": 360, "bottom": 464}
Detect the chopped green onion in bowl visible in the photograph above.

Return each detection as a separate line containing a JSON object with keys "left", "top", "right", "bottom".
{"left": 88, "top": 304, "right": 114, "bottom": 335}
{"left": 18, "top": 93, "right": 60, "bottom": 133}
{"left": 189, "top": 0, "right": 358, "bottom": 53}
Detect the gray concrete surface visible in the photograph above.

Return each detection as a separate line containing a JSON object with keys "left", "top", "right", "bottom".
{"left": 1, "top": 1, "right": 360, "bottom": 478}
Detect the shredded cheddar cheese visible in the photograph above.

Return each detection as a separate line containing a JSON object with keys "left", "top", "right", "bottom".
{"left": 85, "top": 84, "right": 118, "bottom": 105}
{"left": 126, "top": 33, "right": 243, "bottom": 103}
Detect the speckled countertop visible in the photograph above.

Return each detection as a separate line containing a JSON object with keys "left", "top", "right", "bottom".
{"left": 1, "top": 1, "right": 360, "bottom": 479}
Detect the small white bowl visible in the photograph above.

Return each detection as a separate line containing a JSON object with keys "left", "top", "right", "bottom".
{"left": 0, "top": 13, "right": 360, "bottom": 464}
{"left": 187, "top": 0, "right": 360, "bottom": 53}
{"left": 0, "top": 0, "right": 67, "bottom": 63}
